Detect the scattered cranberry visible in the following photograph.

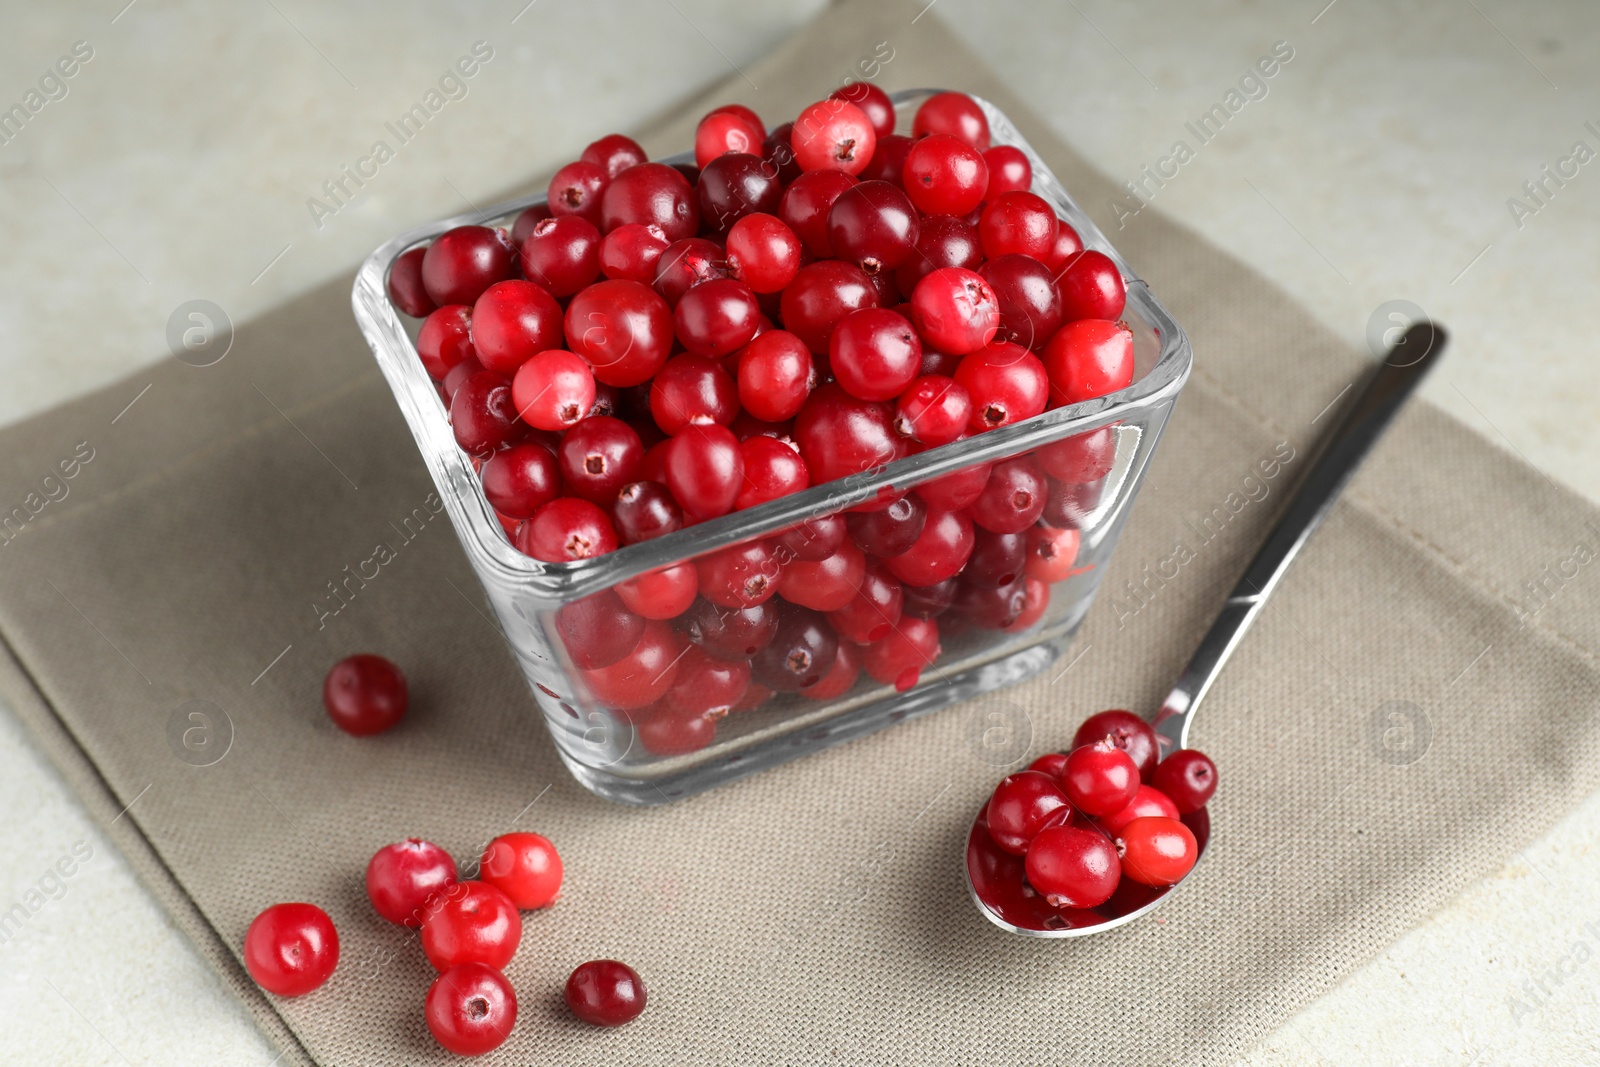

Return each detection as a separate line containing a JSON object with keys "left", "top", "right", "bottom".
{"left": 1117, "top": 816, "right": 1198, "bottom": 887}
{"left": 565, "top": 959, "right": 648, "bottom": 1027}
{"left": 323, "top": 654, "right": 407, "bottom": 736}
{"left": 479, "top": 831, "right": 563, "bottom": 909}
{"left": 1150, "top": 749, "right": 1218, "bottom": 814}
{"left": 366, "top": 839, "right": 457, "bottom": 927}
{"left": 421, "top": 881, "right": 522, "bottom": 972}
{"left": 426, "top": 962, "right": 518, "bottom": 1056}
{"left": 388, "top": 247, "right": 436, "bottom": 318}
{"left": 244, "top": 903, "right": 339, "bottom": 998}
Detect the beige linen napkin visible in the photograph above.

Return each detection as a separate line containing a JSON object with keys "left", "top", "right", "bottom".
{"left": 4, "top": 1, "right": 1599, "bottom": 1063}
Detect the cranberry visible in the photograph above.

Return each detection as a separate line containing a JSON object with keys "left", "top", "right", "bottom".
{"left": 1117, "top": 816, "right": 1199, "bottom": 887}
{"left": 481, "top": 443, "right": 560, "bottom": 519}
{"left": 980, "top": 254, "right": 1065, "bottom": 351}
{"left": 775, "top": 513, "right": 847, "bottom": 561}
{"left": 778, "top": 541, "right": 866, "bottom": 612}
{"left": 883, "top": 507, "right": 975, "bottom": 587}
{"left": 650, "top": 354, "right": 739, "bottom": 433}
{"left": 751, "top": 605, "right": 838, "bottom": 690}
{"left": 1024, "top": 824, "right": 1119, "bottom": 908}
{"left": 517, "top": 497, "right": 618, "bottom": 562}
{"left": 862, "top": 614, "right": 940, "bottom": 690}
{"left": 848, "top": 494, "right": 926, "bottom": 556}
{"left": 910, "top": 267, "right": 999, "bottom": 355}
{"left": 674, "top": 278, "right": 761, "bottom": 358}
{"left": 725, "top": 212, "right": 801, "bottom": 294}
{"left": 953, "top": 576, "right": 1029, "bottom": 629}
{"left": 902, "top": 576, "right": 958, "bottom": 618}
{"left": 322, "top": 653, "right": 407, "bottom": 736}
{"left": 565, "top": 959, "right": 648, "bottom": 1027}
{"left": 637, "top": 438, "right": 671, "bottom": 484}
{"left": 678, "top": 597, "right": 778, "bottom": 659}
{"left": 547, "top": 161, "right": 607, "bottom": 226}
{"left": 451, "top": 371, "right": 525, "bottom": 456}
{"left": 636, "top": 706, "right": 719, "bottom": 755}
{"left": 616, "top": 561, "right": 698, "bottom": 619}
{"left": 1043, "top": 222, "right": 1085, "bottom": 272}
{"left": 599, "top": 222, "right": 670, "bottom": 283}
{"left": 565, "top": 279, "right": 674, "bottom": 387}
{"left": 366, "top": 838, "right": 457, "bottom": 927}
{"left": 1027, "top": 752, "right": 1070, "bottom": 781}
{"left": 778, "top": 170, "right": 859, "bottom": 257}
{"left": 761, "top": 121, "right": 803, "bottom": 184}
{"left": 1044, "top": 318, "right": 1135, "bottom": 405}
{"left": 510, "top": 203, "right": 553, "bottom": 247}
{"left": 659, "top": 644, "right": 752, "bottom": 718}
{"left": 1150, "top": 749, "right": 1218, "bottom": 814}
{"left": 827, "top": 307, "right": 922, "bottom": 402}
{"left": 695, "top": 108, "right": 765, "bottom": 168}
{"left": 978, "top": 191, "right": 1059, "bottom": 261}
{"left": 473, "top": 279, "right": 565, "bottom": 374}
{"left": 479, "top": 831, "right": 563, "bottom": 909}
{"left": 986, "top": 769, "right": 1071, "bottom": 855}
{"left": 894, "top": 375, "right": 970, "bottom": 447}
{"left": 965, "top": 528, "right": 1028, "bottom": 587}
{"left": 895, "top": 214, "right": 983, "bottom": 293}
{"left": 912, "top": 91, "right": 990, "bottom": 150}
{"left": 1072, "top": 709, "right": 1159, "bottom": 780}
{"left": 1004, "top": 575, "right": 1049, "bottom": 632}
{"left": 1042, "top": 476, "right": 1103, "bottom": 530}
{"left": 858, "top": 132, "right": 913, "bottom": 185}
{"left": 826, "top": 563, "right": 903, "bottom": 644}
{"left": 791, "top": 98, "right": 876, "bottom": 175}
{"left": 916, "top": 458, "right": 991, "bottom": 511}
{"left": 1038, "top": 425, "right": 1118, "bottom": 484}
{"left": 611, "top": 482, "right": 683, "bottom": 545}
{"left": 983, "top": 144, "right": 1032, "bottom": 197}
{"left": 827, "top": 180, "right": 921, "bottom": 274}
{"left": 970, "top": 457, "right": 1047, "bottom": 533}
{"left": 512, "top": 349, "right": 596, "bottom": 432}
{"left": 421, "top": 880, "right": 521, "bottom": 971}
{"left": 1097, "top": 785, "right": 1181, "bottom": 839}
{"left": 697, "top": 539, "right": 782, "bottom": 608}
{"left": 1056, "top": 249, "right": 1127, "bottom": 321}
{"left": 653, "top": 237, "right": 729, "bottom": 307}
{"left": 599, "top": 162, "right": 700, "bottom": 241}
{"left": 421, "top": 225, "right": 514, "bottom": 306}
{"left": 800, "top": 639, "right": 862, "bottom": 699}
{"left": 736, "top": 329, "right": 814, "bottom": 421}
{"left": 830, "top": 81, "right": 895, "bottom": 138}
{"left": 955, "top": 341, "right": 1049, "bottom": 432}
{"left": 442, "top": 355, "right": 487, "bottom": 403}
{"left": 519, "top": 216, "right": 601, "bottom": 297}
{"left": 557, "top": 590, "right": 645, "bottom": 669}
{"left": 388, "top": 247, "right": 436, "bottom": 317}
{"left": 736, "top": 435, "right": 809, "bottom": 508}
{"left": 243, "top": 902, "right": 339, "bottom": 997}
{"left": 581, "top": 619, "right": 685, "bottom": 709}
{"left": 696, "top": 152, "right": 781, "bottom": 231}
{"left": 779, "top": 260, "right": 878, "bottom": 353}
{"left": 794, "top": 384, "right": 903, "bottom": 485}
{"left": 902, "top": 134, "right": 988, "bottom": 217}
{"left": 1062, "top": 737, "right": 1141, "bottom": 816}
{"left": 649, "top": 426, "right": 739, "bottom": 524}
{"left": 417, "top": 304, "right": 476, "bottom": 380}
{"left": 582, "top": 133, "right": 647, "bottom": 177}
{"left": 1025, "top": 524, "right": 1081, "bottom": 583}
{"left": 426, "top": 962, "right": 517, "bottom": 1056}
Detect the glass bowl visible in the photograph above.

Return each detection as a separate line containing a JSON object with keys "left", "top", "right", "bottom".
{"left": 352, "top": 90, "right": 1191, "bottom": 804}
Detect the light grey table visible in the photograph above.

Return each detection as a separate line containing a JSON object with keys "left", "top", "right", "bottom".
{"left": 3, "top": 1, "right": 1597, "bottom": 1062}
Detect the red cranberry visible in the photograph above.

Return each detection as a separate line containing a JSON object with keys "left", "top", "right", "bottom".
{"left": 1024, "top": 824, "right": 1119, "bottom": 908}
{"left": 861, "top": 614, "right": 940, "bottom": 690}
{"left": 1038, "top": 426, "right": 1117, "bottom": 484}
{"left": 953, "top": 575, "right": 1029, "bottom": 629}
{"left": 910, "top": 267, "right": 999, "bottom": 355}
{"left": 441, "top": 356, "right": 486, "bottom": 403}
{"left": 965, "top": 528, "right": 1028, "bottom": 587}
{"left": 512, "top": 348, "right": 596, "bottom": 431}
{"left": 678, "top": 597, "right": 778, "bottom": 659}
{"left": 986, "top": 770, "right": 1071, "bottom": 855}
{"left": 955, "top": 341, "right": 1049, "bottom": 432}
{"left": 1025, "top": 525, "right": 1081, "bottom": 583}
{"left": 657, "top": 645, "right": 751, "bottom": 717}
{"left": 980, "top": 254, "right": 1066, "bottom": 351}
{"left": 565, "top": 279, "right": 674, "bottom": 387}
{"left": 510, "top": 203, "right": 553, "bottom": 247}
{"left": 451, "top": 371, "right": 526, "bottom": 455}
{"left": 1097, "top": 785, "right": 1180, "bottom": 839}
{"left": 243, "top": 902, "right": 339, "bottom": 997}
{"left": 916, "top": 457, "right": 991, "bottom": 511}
{"left": 1073, "top": 709, "right": 1160, "bottom": 780}
{"left": 664, "top": 423, "right": 743, "bottom": 521}
{"left": 520, "top": 216, "right": 601, "bottom": 297}
{"left": 847, "top": 493, "right": 926, "bottom": 556}
{"left": 1043, "top": 222, "right": 1086, "bottom": 272}
{"left": 895, "top": 214, "right": 983, "bottom": 293}
{"left": 565, "top": 959, "right": 647, "bottom": 1027}
{"left": 388, "top": 247, "right": 436, "bottom": 317}
{"left": 366, "top": 838, "right": 457, "bottom": 927}
{"left": 751, "top": 606, "right": 839, "bottom": 690}
{"left": 421, "top": 881, "right": 521, "bottom": 972}
{"left": 582, "top": 133, "right": 647, "bottom": 178}
{"left": 883, "top": 507, "right": 974, "bottom": 587}
{"left": 649, "top": 355, "right": 738, "bottom": 434}
{"left": 516, "top": 497, "right": 618, "bottom": 561}
{"left": 695, "top": 108, "right": 765, "bottom": 168}
{"left": 696, "top": 152, "right": 782, "bottom": 232}
{"left": 800, "top": 640, "right": 862, "bottom": 699}
{"left": 417, "top": 304, "right": 476, "bottom": 380}
{"left": 912, "top": 91, "right": 990, "bottom": 150}
{"left": 894, "top": 374, "right": 971, "bottom": 446}
{"left": 581, "top": 619, "right": 685, "bottom": 709}
{"left": 557, "top": 590, "right": 645, "bottom": 670}
{"left": 1150, "top": 749, "right": 1218, "bottom": 814}
{"left": 829, "top": 307, "right": 922, "bottom": 401}
{"left": 983, "top": 145, "right": 1032, "bottom": 198}
{"left": 1028, "top": 751, "right": 1071, "bottom": 781}
{"left": 479, "top": 832, "right": 562, "bottom": 909}
{"left": 547, "top": 160, "right": 607, "bottom": 226}
{"left": 653, "top": 237, "right": 729, "bottom": 307}
{"left": 612, "top": 481, "right": 684, "bottom": 544}
{"left": 903, "top": 133, "right": 988, "bottom": 217}
{"left": 780, "top": 260, "right": 878, "bottom": 353}
{"left": 827, "top": 180, "right": 921, "bottom": 274}
{"left": 830, "top": 81, "right": 896, "bottom": 138}
{"left": 826, "top": 563, "right": 903, "bottom": 644}
{"left": 979, "top": 191, "right": 1059, "bottom": 261}
{"left": 558, "top": 416, "right": 642, "bottom": 504}
{"left": 599, "top": 222, "right": 670, "bottom": 283}
{"left": 616, "top": 561, "right": 697, "bottom": 619}
{"left": 778, "top": 170, "right": 859, "bottom": 257}
{"left": 778, "top": 541, "right": 866, "bottom": 612}
{"left": 1057, "top": 248, "right": 1127, "bottom": 321}
{"left": 599, "top": 162, "right": 700, "bottom": 241}
{"left": 421, "top": 225, "right": 513, "bottom": 306}
{"left": 902, "top": 576, "right": 958, "bottom": 618}
{"left": 793, "top": 383, "right": 903, "bottom": 484}
{"left": 1062, "top": 737, "right": 1141, "bottom": 816}
{"left": 1041, "top": 476, "right": 1104, "bottom": 530}
{"left": 725, "top": 212, "right": 801, "bottom": 294}
{"left": 735, "top": 435, "right": 809, "bottom": 508}
{"left": 1044, "top": 318, "right": 1134, "bottom": 405}
{"left": 1117, "top": 816, "right": 1199, "bottom": 887}
{"left": 970, "top": 457, "right": 1047, "bottom": 533}
{"left": 481, "top": 442, "right": 560, "bottom": 518}
{"left": 775, "top": 513, "right": 847, "bottom": 561}
{"left": 472, "top": 279, "right": 565, "bottom": 374}
{"left": 323, "top": 654, "right": 407, "bottom": 736}
{"left": 674, "top": 278, "right": 761, "bottom": 358}
{"left": 697, "top": 539, "right": 782, "bottom": 608}
{"left": 858, "top": 132, "right": 913, "bottom": 185}
{"left": 736, "top": 329, "right": 814, "bottom": 421}
{"left": 636, "top": 705, "right": 719, "bottom": 755}
{"left": 791, "top": 98, "right": 876, "bottom": 175}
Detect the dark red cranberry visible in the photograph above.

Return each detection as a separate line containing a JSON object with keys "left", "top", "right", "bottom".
{"left": 829, "top": 308, "right": 921, "bottom": 401}
{"left": 792, "top": 383, "right": 903, "bottom": 484}
{"left": 1038, "top": 426, "right": 1118, "bottom": 484}
{"left": 750, "top": 606, "right": 838, "bottom": 690}
{"left": 664, "top": 423, "right": 743, "bottom": 521}
{"left": 1073, "top": 709, "right": 1160, "bottom": 781}
{"left": 389, "top": 247, "right": 436, "bottom": 317}
{"left": 471, "top": 279, "right": 564, "bottom": 375}
{"left": 481, "top": 442, "right": 560, "bottom": 519}
{"left": 520, "top": 217, "right": 601, "bottom": 298}
{"left": 895, "top": 214, "right": 983, "bottom": 294}
{"left": 971, "top": 458, "right": 1048, "bottom": 534}
{"left": 830, "top": 82, "right": 896, "bottom": 138}
{"left": 761, "top": 121, "right": 802, "bottom": 184}
{"left": 417, "top": 304, "right": 476, "bottom": 380}
{"left": 791, "top": 99, "right": 876, "bottom": 175}
{"left": 678, "top": 597, "right": 778, "bottom": 659}
{"left": 611, "top": 481, "right": 684, "bottom": 543}
{"left": 980, "top": 254, "right": 1066, "bottom": 351}
{"left": 599, "top": 162, "right": 700, "bottom": 242}
{"left": 323, "top": 654, "right": 408, "bottom": 736}
{"left": 827, "top": 180, "right": 922, "bottom": 274}
{"left": 650, "top": 354, "right": 739, "bottom": 433}
{"left": 779, "top": 260, "right": 878, "bottom": 354}
{"left": 421, "top": 225, "right": 514, "bottom": 307}
{"left": 1150, "top": 749, "right": 1218, "bottom": 813}
{"left": 557, "top": 590, "right": 645, "bottom": 670}
{"left": 1044, "top": 222, "right": 1086, "bottom": 272}
{"left": 564, "top": 959, "right": 647, "bottom": 1027}
{"left": 547, "top": 160, "right": 608, "bottom": 226}
{"left": 965, "top": 528, "right": 1028, "bottom": 587}
{"left": 674, "top": 278, "right": 761, "bottom": 358}
{"left": 848, "top": 494, "right": 927, "bottom": 556}
{"left": 696, "top": 153, "right": 782, "bottom": 233}
{"left": 882, "top": 507, "right": 974, "bottom": 587}
{"left": 858, "top": 133, "right": 914, "bottom": 186}
{"left": 902, "top": 134, "right": 988, "bottom": 217}
{"left": 979, "top": 191, "right": 1059, "bottom": 261}
{"left": 564, "top": 279, "right": 674, "bottom": 387}
{"left": 581, "top": 133, "right": 647, "bottom": 178}
{"left": 652, "top": 237, "right": 729, "bottom": 308}
{"left": 442, "top": 356, "right": 487, "bottom": 403}
{"left": 983, "top": 145, "right": 1032, "bottom": 198}
{"left": 450, "top": 371, "right": 526, "bottom": 455}
{"left": 1041, "top": 476, "right": 1104, "bottom": 530}
{"left": 826, "top": 563, "right": 903, "bottom": 644}
{"left": 1056, "top": 249, "right": 1127, "bottom": 321}
{"left": 599, "top": 223, "right": 670, "bottom": 284}
{"left": 516, "top": 497, "right": 618, "bottom": 562}
{"left": 902, "top": 576, "right": 958, "bottom": 617}
{"left": 510, "top": 203, "right": 553, "bottom": 249}
{"left": 778, "top": 170, "right": 859, "bottom": 257}
{"left": 775, "top": 513, "right": 847, "bottom": 562}
{"left": 912, "top": 91, "right": 990, "bottom": 150}
{"left": 954, "top": 575, "right": 1029, "bottom": 629}
{"left": 955, "top": 341, "right": 1050, "bottom": 432}
{"left": 557, "top": 416, "right": 642, "bottom": 504}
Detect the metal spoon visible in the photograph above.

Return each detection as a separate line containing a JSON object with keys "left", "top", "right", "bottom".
{"left": 965, "top": 322, "right": 1448, "bottom": 937}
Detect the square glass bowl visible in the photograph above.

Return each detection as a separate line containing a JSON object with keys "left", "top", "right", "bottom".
{"left": 352, "top": 90, "right": 1191, "bottom": 804}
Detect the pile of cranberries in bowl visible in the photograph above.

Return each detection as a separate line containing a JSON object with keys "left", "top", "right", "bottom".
{"left": 967, "top": 709, "right": 1217, "bottom": 932}
{"left": 389, "top": 87, "right": 1137, "bottom": 751}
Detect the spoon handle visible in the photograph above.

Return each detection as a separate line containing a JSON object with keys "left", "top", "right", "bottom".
{"left": 1152, "top": 322, "right": 1448, "bottom": 750}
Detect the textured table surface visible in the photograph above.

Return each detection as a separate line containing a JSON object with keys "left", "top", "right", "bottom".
{"left": 2, "top": 1, "right": 1597, "bottom": 1063}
